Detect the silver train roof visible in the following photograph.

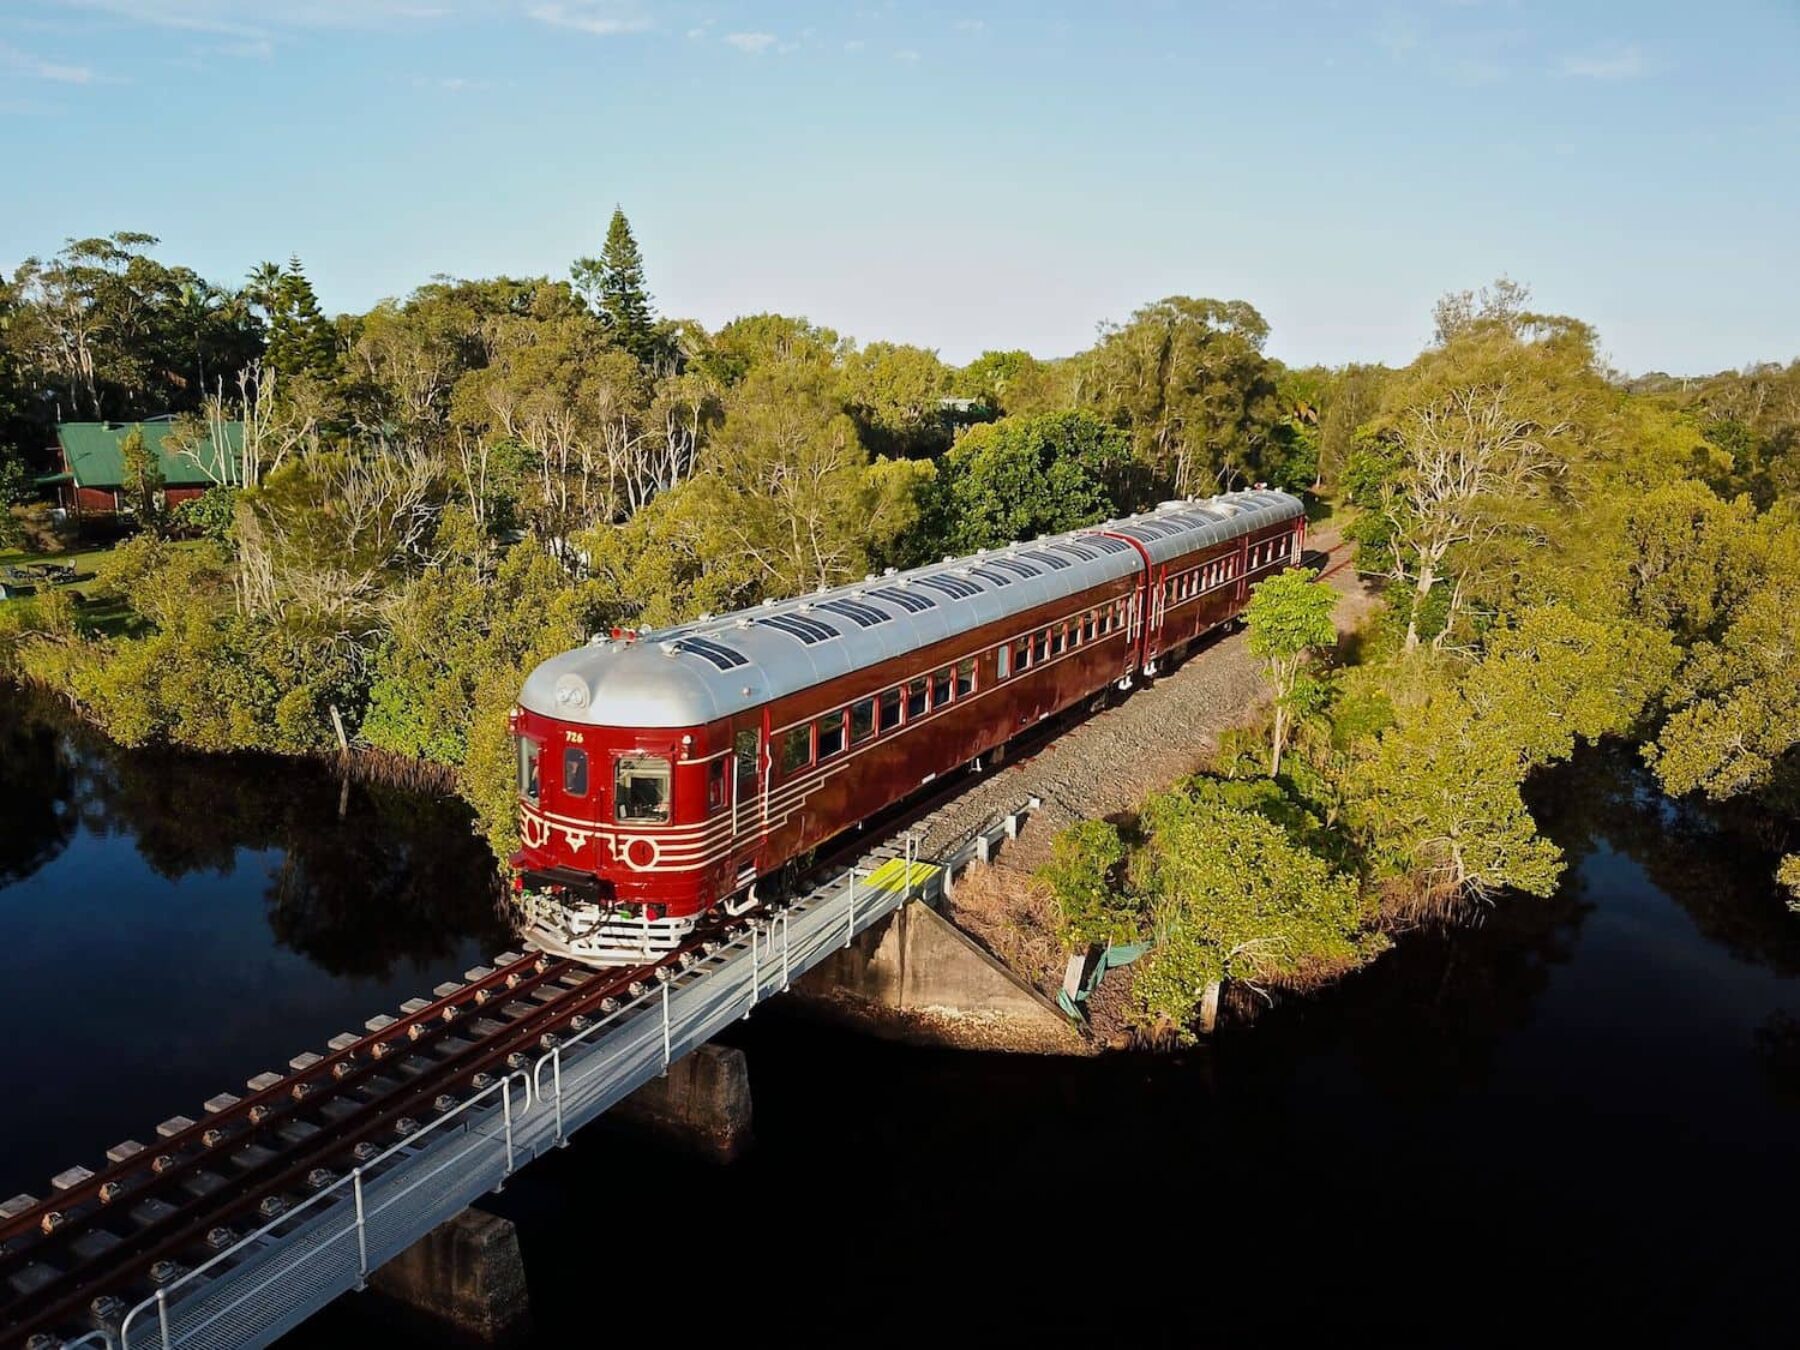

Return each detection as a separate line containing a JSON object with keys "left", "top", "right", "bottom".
{"left": 521, "top": 489, "right": 1304, "bottom": 729}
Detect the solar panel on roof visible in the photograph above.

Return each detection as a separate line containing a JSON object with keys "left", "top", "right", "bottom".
{"left": 817, "top": 598, "right": 891, "bottom": 628}
{"left": 754, "top": 613, "right": 840, "bottom": 644}
{"left": 1083, "top": 534, "right": 1133, "bottom": 555}
{"left": 1047, "top": 541, "right": 1099, "bottom": 560}
{"left": 969, "top": 565, "right": 1013, "bottom": 587}
{"left": 915, "top": 574, "right": 982, "bottom": 600}
{"left": 671, "top": 636, "right": 749, "bottom": 670}
{"left": 868, "top": 585, "right": 934, "bottom": 613}
{"left": 988, "top": 557, "right": 1040, "bottom": 579}
{"left": 1019, "top": 549, "right": 1072, "bottom": 571}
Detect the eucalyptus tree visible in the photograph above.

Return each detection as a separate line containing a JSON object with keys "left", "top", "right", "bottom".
{"left": 1079, "top": 296, "right": 1281, "bottom": 495}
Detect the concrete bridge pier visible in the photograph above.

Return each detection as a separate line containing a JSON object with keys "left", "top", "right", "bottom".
{"left": 369, "top": 1207, "right": 530, "bottom": 1345}
{"left": 611, "top": 1041, "right": 755, "bottom": 1161}
{"left": 368, "top": 1044, "right": 750, "bottom": 1338}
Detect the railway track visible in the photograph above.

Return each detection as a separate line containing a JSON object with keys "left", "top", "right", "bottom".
{"left": 0, "top": 948, "right": 667, "bottom": 1347}
{"left": 1, "top": 534, "right": 1359, "bottom": 1347}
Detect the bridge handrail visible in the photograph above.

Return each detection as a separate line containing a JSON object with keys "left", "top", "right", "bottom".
{"left": 113, "top": 1069, "right": 530, "bottom": 1350}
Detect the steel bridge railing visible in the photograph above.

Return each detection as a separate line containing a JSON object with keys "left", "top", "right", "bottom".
{"left": 77, "top": 830, "right": 956, "bottom": 1350}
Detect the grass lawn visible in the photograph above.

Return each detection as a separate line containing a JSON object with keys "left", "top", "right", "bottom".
{"left": 2, "top": 535, "right": 208, "bottom": 636}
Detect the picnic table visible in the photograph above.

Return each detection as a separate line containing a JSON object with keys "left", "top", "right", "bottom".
{"left": 2, "top": 563, "right": 76, "bottom": 585}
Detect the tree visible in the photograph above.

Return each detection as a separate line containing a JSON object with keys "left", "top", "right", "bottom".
{"left": 255, "top": 257, "right": 339, "bottom": 383}
{"left": 1133, "top": 792, "right": 1364, "bottom": 1036}
{"left": 840, "top": 342, "right": 951, "bottom": 457}
{"left": 10, "top": 233, "right": 261, "bottom": 421}
{"left": 1039, "top": 820, "right": 1134, "bottom": 947}
{"left": 572, "top": 208, "right": 658, "bottom": 364}
{"left": 119, "top": 425, "right": 164, "bottom": 522}
{"left": 1648, "top": 573, "right": 1800, "bottom": 803}
{"left": 953, "top": 349, "right": 1075, "bottom": 417}
{"left": 1353, "top": 690, "right": 1565, "bottom": 905}
{"left": 1245, "top": 567, "right": 1339, "bottom": 777}
{"left": 1079, "top": 296, "right": 1281, "bottom": 494}
{"left": 1617, "top": 480, "right": 1757, "bottom": 643}
{"left": 930, "top": 411, "right": 1146, "bottom": 553}
{"left": 1351, "top": 303, "right": 1596, "bottom": 650}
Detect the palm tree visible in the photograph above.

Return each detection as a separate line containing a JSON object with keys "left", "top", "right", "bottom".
{"left": 244, "top": 261, "right": 284, "bottom": 317}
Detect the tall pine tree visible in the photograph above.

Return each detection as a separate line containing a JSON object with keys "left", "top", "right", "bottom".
{"left": 572, "top": 207, "right": 657, "bottom": 364}
{"left": 257, "top": 257, "right": 339, "bottom": 382}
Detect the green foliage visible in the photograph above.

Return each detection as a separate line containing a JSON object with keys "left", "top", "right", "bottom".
{"left": 10, "top": 232, "right": 261, "bottom": 422}
{"left": 118, "top": 425, "right": 164, "bottom": 522}
{"left": 572, "top": 208, "right": 658, "bottom": 364}
{"left": 252, "top": 257, "right": 340, "bottom": 382}
{"left": 1778, "top": 855, "right": 1800, "bottom": 910}
{"left": 1245, "top": 567, "right": 1339, "bottom": 776}
{"left": 0, "top": 445, "right": 32, "bottom": 507}
{"left": 1617, "top": 479, "right": 1757, "bottom": 642}
{"left": 1352, "top": 689, "right": 1565, "bottom": 901}
{"left": 1039, "top": 820, "right": 1135, "bottom": 947}
{"left": 929, "top": 411, "right": 1146, "bottom": 554}
{"left": 1132, "top": 792, "right": 1365, "bottom": 1034}
{"left": 1080, "top": 296, "right": 1281, "bottom": 494}
{"left": 1463, "top": 605, "right": 1679, "bottom": 763}
{"left": 1648, "top": 573, "right": 1800, "bottom": 802}
{"left": 172, "top": 485, "right": 237, "bottom": 542}
{"left": 840, "top": 342, "right": 951, "bottom": 457}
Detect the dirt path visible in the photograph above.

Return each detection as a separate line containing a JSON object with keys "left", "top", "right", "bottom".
{"left": 912, "top": 522, "right": 1379, "bottom": 1025}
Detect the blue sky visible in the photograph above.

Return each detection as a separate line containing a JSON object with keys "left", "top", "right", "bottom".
{"left": 2, "top": 0, "right": 1796, "bottom": 374}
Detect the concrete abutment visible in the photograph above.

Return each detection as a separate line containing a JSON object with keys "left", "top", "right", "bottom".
{"left": 794, "top": 898, "right": 1087, "bottom": 1054}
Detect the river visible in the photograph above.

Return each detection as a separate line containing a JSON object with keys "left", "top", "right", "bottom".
{"left": 2, "top": 694, "right": 1795, "bottom": 1344}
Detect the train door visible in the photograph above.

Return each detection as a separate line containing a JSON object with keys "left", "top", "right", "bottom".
{"left": 729, "top": 714, "right": 766, "bottom": 885}
{"left": 1145, "top": 564, "right": 1168, "bottom": 667}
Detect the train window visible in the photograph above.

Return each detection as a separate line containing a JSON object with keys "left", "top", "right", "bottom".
{"left": 878, "top": 687, "right": 902, "bottom": 732}
{"left": 997, "top": 645, "right": 1011, "bottom": 679}
{"left": 816, "top": 712, "right": 846, "bottom": 759}
{"left": 1050, "top": 626, "right": 1066, "bottom": 656}
{"left": 615, "top": 755, "right": 671, "bottom": 823}
{"left": 562, "top": 747, "right": 589, "bottom": 798}
{"left": 906, "top": 677, "right": 929, "bottom": 720}
{"left": 955, "top": 658, "right": 976, "bottom": 698}
{"left": 1034, "top": 630, "right": 1050, "bottom": 663}
{"left": 933, "top": 667, "right": 953, "bottom": 705}
{"left": 708, "top": 759, "right": 727, "bottom": 811}
{"left": 1082, "top": 614, "right": 1095, "bottom": 643}
{"left": 783, "top": 726, "right": 813, "bottom": 773}
{"left": 851, "top": 698, "right": 876, "bottom": 743}
{"left": 780, "top": 726, "right": 812, "bottom": 775}
{"left": 735, "top": 728, "right": 760, "bottom": 787}
{"left": 517, "top": 737, "right": 540, "bottom": 803}
{"left": 1014, "top": 638, "right": 1031, "bottom": 671}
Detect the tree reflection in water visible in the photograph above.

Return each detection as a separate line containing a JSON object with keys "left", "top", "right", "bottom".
{"left": 0, "top": 692, "right": 509, "bottom": 980}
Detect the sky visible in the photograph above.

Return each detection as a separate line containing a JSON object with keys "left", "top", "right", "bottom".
{"left": 1, "top": 0, "right": 1796, "bottom": 375}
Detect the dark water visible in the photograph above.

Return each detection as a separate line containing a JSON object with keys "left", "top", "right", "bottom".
{"left": 4, "top": 695, "right": 1798, "bottom": 1345}
{"left": 0, "top": 694, "right": 511, "bottom": 1201}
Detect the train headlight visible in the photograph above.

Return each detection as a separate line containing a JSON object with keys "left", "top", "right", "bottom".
{"left": 554, "top": 675, "right": 590, "bottom": 711}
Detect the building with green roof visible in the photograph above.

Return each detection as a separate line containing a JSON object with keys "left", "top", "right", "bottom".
{"left": 43, "top": 418, "right": 244, "bottom": 520}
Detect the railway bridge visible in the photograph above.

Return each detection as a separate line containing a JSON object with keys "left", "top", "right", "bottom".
{"left": 0, "top": 804, "right": 1040, "bottom": 1350}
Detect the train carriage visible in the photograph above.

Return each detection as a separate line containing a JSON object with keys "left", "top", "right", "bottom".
{"left": 510, "top": 489, "right": 1306, "bottom": 965}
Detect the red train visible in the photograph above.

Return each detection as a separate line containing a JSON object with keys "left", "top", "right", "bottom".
{"left": 510, "top": 489, "right": 1306, "bottom": 964}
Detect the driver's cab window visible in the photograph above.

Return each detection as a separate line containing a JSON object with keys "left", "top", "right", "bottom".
{"left": 615, "top": 755, "right": 672, "bottom": 823}
{"left": 517, "top": 737, "right": 540, "bottom": 803}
